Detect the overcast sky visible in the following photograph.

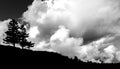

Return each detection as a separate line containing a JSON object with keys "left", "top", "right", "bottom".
{"left": 0, "top": 0, "right": 33, "bottom": 20}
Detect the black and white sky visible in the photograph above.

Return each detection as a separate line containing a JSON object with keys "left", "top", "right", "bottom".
{"left": 0, "top": 0, "right": 33, "bottom": 20}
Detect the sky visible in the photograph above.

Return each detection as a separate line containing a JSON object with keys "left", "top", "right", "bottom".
{"left": 0, "top": 0, "right": 33, "bottom": 20}
{"left": 0, "top": 0, "right": 119, "bottom": 63}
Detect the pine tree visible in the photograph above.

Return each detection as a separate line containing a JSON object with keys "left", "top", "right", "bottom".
{"left": 3, "top": 19, "right": 20, "bottom": 47}
{"left": 18, "top": 24, "right": 34, "bottom": 49}
{"left": 3, "top": 19, "right": 34, "bottom": 49}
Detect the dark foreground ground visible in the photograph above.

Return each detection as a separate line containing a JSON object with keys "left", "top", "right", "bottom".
{"left": 0, "top": 45, "right": 86, "bottom": 64}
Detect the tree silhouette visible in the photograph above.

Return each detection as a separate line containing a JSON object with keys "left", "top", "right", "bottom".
{"left": 3, "top": 19, "right": 20, "bottom": 47}
{"left": 3, "top": 19, "right": 34, "bottom": 49}
{"left": 19, "top": 24, "right": 34, "bottom": 49}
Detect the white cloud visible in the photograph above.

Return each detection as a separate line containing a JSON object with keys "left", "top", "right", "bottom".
{"left": 28, "top": 26, "right": 40, "bottom": 38}
{"left": 50, "top": 26, "right": 69, "bottom": 42}
{"left": 104, "top": 45, "right": 117, "bottom": 54}
{"left": 0, "top": 19, "right": 11, "bottom": 44}
{"left": 23, "top": 0, "right": 120, "bottom": 58}
{"left": 23, "top": 0, "right": 120, "bottom": 39}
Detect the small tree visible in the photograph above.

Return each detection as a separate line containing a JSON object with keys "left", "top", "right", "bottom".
{"left": 3, "top": 19, "right": 20, "bottom": 47}
{"left": 19, "top": 40, "right": 34, "bottom": 49}
{"left": 3, "top": 19, "right": 34, "bottom": 49}
{"left": 19, "top": 24, "right": 34, "bottom": 49}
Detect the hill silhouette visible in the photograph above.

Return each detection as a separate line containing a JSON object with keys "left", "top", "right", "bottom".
{"left": 0, "top": 44, "right": 84, "bottom": 64}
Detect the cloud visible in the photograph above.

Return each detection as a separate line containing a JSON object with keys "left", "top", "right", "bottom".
{"left": 24, "top": 0, "right": 120, "bottom": 39}
{"left": 23, "top": 0, "right": 120, "bottom": 58}
{"left": 28, "top": 26, "right": 40, "bottom": 38}
{"left": 50, "top": 26, "right": 69, "bottom": 42}
{"left": 0, "top": 19, "right": 11, "bottom": 44}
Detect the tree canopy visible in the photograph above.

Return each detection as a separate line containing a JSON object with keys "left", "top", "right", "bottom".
{"left": 3, "top": 19, "right": 34, "bottom": 49}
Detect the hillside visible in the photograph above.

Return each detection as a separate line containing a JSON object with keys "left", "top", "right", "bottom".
{"left": 0, "top": 45, "right": 83, "bottom": 64}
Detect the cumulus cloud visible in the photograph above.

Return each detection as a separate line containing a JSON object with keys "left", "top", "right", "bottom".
{"left": 24, "top": 0, "right": 120, "bottom": 38}
{"left": 50, "top": 26, "right": 69, "bottom": 42}
{"left": 28, "top": 26, "right": 40, "bottom": 38}
{"left": 23, "top": 0, "right": 120, "bottom": 58}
